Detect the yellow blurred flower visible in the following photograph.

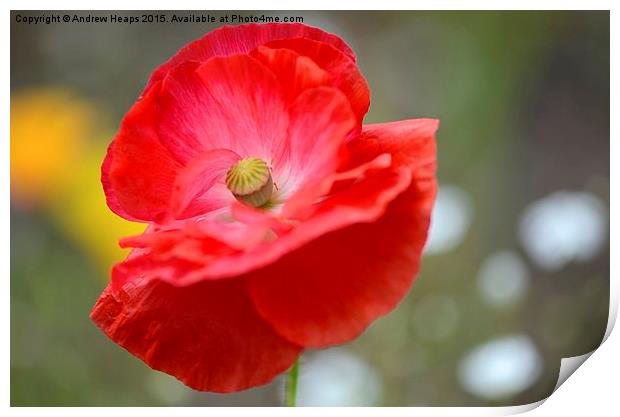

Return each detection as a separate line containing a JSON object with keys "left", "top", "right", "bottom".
{"left": 11, "top": 88, "right": 90, "bottom": 207}
{"left": 11, "top": 87, "right": 145, "bottom": 272}
{"left": 47, "top": 138, "right": 146, "bottom": 272}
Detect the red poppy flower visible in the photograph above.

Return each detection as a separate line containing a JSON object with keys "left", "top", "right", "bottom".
{"left": 91, "top": 23, "right": 438, "bottom": 393}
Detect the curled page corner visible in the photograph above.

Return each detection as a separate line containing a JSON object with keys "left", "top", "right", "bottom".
{"left": 498, "top": 311, "right": 614, "bottom": 415}
{"left": 553, "top": 351, "right": 594, "bottom": 391}
{"left": 531, "top": 278, "right": 618, "bottom": 409}
{"left": 498, "top": 351, "right": 595, "bottom": 415}
{"left": 500, "top": 398, "right": 546, "bottom": 415}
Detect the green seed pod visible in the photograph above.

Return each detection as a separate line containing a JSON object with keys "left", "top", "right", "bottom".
{"left": 225, "top": 157, "right": 274, "bottom": 208}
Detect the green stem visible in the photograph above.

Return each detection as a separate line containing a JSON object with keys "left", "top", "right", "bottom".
{"left": 285, "top": 357, "right": 300, "bottom": 407}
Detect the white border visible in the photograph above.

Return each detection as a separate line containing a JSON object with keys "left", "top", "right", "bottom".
{"left": 3, "top": 1, "right": 616, "bottom": 415}
{"left": 0, "top": 0, "right": 617, "bottom": 11}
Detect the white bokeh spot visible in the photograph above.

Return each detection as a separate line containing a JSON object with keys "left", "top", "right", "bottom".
{"left": 477, "top": 250, "right": 530, "bottom": 307}
{"left": 458, "top": 334, "right": 543, "bottom": 400}
{"left": 297, "top": 349, "right": 382, "bottom": 406}
{"left": 424, "top": 185, "right": 473, "bottom": 255}
{"left": 518, "top": 191, "right": 607, "bottom": 271}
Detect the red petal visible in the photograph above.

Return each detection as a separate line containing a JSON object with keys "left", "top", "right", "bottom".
{"left": 263, "top": 37, "right": 370, "bottom": 126}
{"left": 348, "top": 119, "right": 439, "bottom": 176}
{"left": 188, "top": 218, "right": 274, "bottom": 251}
{"left": 113, "top": 232, "right": 238, "bottom": 288}
{"left": 101, "top": 81, "right": 182, "bottom": 222}
{"left": 275, "top": 86, "right": 356, "bottom": 195}
{"left": 145, "top": 23, "right": 356, "bottom": 93}
{"left": 169, "top": 148, "right": 240, "bottom": 220}
{"left": 91, "top": 276, "right": 302, "bottom": 393}
{"left": 247, "top": 119, "right": 438, "bottom": 347}
{"left": 249, "top": 45, "right": 331, "bottom": 103}
{"left": 156, "top": 57, "right": 288, "bottom": 165}
{"left": 281, "top": 153, "right": 392, "bottom": 219}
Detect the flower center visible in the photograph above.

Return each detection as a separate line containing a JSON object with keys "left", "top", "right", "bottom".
{"left": 225, "top": 157, "right": 274, "bottom": 208}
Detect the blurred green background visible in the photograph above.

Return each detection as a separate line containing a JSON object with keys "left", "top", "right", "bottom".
{"left": 10, "top": 11, "right": 610, "bottom": 406}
